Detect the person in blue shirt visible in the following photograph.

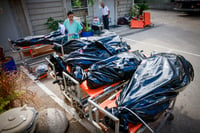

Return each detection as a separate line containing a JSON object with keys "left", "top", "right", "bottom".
{"left": 63, "top": 11, "right": 83, "bottom": 40}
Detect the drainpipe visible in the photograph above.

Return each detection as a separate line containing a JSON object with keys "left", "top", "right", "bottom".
{"left": 114, "top": 0, "right": 117, "bottom": 25}
{"left": 132, "top": 0, "right": 135, "bottom": 6}
{"left": 21, "top": 0, "right": 33, "bottom": 35}
{"left": 62, "top": 0, "right": 67, "bottom": 17}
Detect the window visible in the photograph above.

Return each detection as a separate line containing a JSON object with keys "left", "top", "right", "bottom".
{"left": 71, "top": 0, "right": 88, "bottom": 9}
{"left": 71, "top": 0, "right": 88, "bottom": 18}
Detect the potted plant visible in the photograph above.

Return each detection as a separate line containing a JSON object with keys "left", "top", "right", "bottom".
{"left": 72, "top": 0, "right": 82, "bottom": 8}
{"left": 137, "top": 3, "right": 151, "bottom": 26}
{"left": 137, "top": 3, "right": 150, "bottom": 16}
{"left": 45, "top": 17, "right": 63, "bottom": 31}
{"left": 129, "top": 3, "right": 150, "bottom": 28}
{"left": 81, "top": 18, "right": 93, "bottom": 37}
{"left": 130, "top": 4, "right": 140, "bottom": 18}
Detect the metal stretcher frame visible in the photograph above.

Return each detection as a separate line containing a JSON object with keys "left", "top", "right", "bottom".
{"left": 53, "top": 42, "right": 65, "bottom": 56}
{"left": 88, "top": 90, "right": 177, "bottom": 133}
{"left": 62, "top": 71, "right": 127, "bottom": 115}
{"left": 46, "top": 56, "right": 178, "bottom": 133}
{"left": 46, "top": 56, "right": 127, "bottom": 117}
{"left": 8, "top": 38, "right": 55, "bottom": 67}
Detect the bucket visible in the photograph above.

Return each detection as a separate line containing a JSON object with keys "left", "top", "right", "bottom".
{"left": 0, "top": 106, "right": 38, "bottom": 133}
{"left": 81, "top": 31, "right": 93, "bottom": 37}
{"left": 1, "top": 56, "right": 17, "bottom": 72}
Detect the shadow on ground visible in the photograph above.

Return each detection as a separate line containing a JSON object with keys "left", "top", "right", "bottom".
{"left": 160, "top": 106, "right": 200, "bottom": 133}
{"left": 178, "top": 12, "right": 200, "bottom": 18}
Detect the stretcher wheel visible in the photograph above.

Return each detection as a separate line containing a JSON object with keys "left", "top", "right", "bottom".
{"left": 165, "top": 113, "right": 174, "bottom": 121}
{"left": 79, "top": 113, "right": 85, "bottom": 119}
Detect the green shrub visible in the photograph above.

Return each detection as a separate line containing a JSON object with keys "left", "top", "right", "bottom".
{"left": 0, "top": 69, "right": 35, "bottom": 113}
{"left": 130, "top": 4, "right": 140, "bottom": 17}
{"left": 137, "top": 3, "right": 150, "bottom": 15}
{"left": 72, "top": 0, "right": 82, "bottom": 8}
{"left": 45, "top": 17, "right": 63, "bottom": 31}
{"left": 130, "top": 3, "right": 150, "bottom": 17}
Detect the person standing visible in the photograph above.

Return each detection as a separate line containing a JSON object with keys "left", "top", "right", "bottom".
{"left": 63, "top": 11, "right": 83, "bottom": 40}
{"left": 101, "top": 2, "right": 110, "bottom": 30}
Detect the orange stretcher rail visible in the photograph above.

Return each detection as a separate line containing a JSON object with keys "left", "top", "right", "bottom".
{"left": 99, "top": 90, "right": 143, "bottom": 133}
{"left": 80, "top": 81, "right": 121, "bottom": 99}
{"left": 66, "top": 64, "right": 122, "bottom": 99}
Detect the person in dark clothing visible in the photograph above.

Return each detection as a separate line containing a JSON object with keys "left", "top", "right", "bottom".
{"left": 101, "top": 2, "right": 110, "bottom": 30}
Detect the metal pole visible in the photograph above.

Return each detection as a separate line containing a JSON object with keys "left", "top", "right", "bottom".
{"left": 88, "top": 98, "right": 120, "bottom": 133}
{"left": 88, "top": 102, "right": 93, "bottom": 121}
{"left": 120, "top": 107, "right": 154, "bottom": 133}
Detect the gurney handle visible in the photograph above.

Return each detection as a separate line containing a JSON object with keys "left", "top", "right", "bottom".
{"left": 88, "top": 98, "right": 120, "bottom": 133}
{"left": 119, "top": 107, "right": 154, "bottom": 133}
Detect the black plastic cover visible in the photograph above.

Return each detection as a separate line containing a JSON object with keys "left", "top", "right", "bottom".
{"left": 52, "top": 35, "right": 119, "bottom": 54}
{"left": 49, "top": 55, "right": 66, "bottom": 77}
{"left": 12, "top": 31, "right": 67, "bottom": 47}
{"left": 64, "top": 41, "right": 130, "bottom": 69}
{"left": 106, "top": 53, "right": 194, "bottom": 132}
{"left": 86, "top": 51, "right": 146, "bottom": 89}
{"left": 52, "top": 39, "right": 92, "bottom": 54}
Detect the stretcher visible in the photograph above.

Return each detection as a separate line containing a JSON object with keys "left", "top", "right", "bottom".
{"left": 88, "top": 89, "right": 176, "bottom": 133}
{"left": 45, "top": 52, "right": 129, "bottom": 117}
{"left": 46, "top": 55, "right": 192, "bottom": 133}
{"left": 45, "top": 36, "right": 194, "bottom": 133}
{"left": 7, "top": 32, "right": 78, "bottom": 66}
{"left": 62, "top": 71, "right": 128, "bottom": 117}
{"left": 54, "top": 64, "right": 176, "bottom": 133}
{"left": 46, "top": 54, "right": 150, "bottom": 132}
{"left": 85, "top": 53, "right": 194, "bottom": 133}
{"left": 8, "top": 38, "right": 55, "bottom": 73}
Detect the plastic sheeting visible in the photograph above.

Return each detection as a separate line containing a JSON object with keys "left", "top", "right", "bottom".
{"left": 52, "top": 35, "right": 121, "bottom": 54}
{"left": 64, "top": 40, "right": 130, "bottom": 69}
{"left": 11, "top": 31, "right": 68, "bottom": 47}
{"left": 69, "top": 51, "right": 145, "bottom": 88}
{"left": 86, "top": 51, "right": 146, "bottom": 89}
{"left": 52, "top": 39, "right": 92, "bottom": 54}
{"left": 48, "top": 36, "right": 129, "bottom": 78}
{"left": 105, "top": 53, "right": 194, "bottom": 132}
{"left": 49, "top": 55, "right": 66, "bottom": 77}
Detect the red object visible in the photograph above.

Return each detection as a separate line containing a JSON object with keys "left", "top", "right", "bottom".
{"left": 99, "top": 90, "right": 143, "bottom": 133}
{"left": 22, "top": 44, "right": 43, "bottom": 57}
{"left": 39, "top": 73, "right": 48, "bottom": 79}
{"left": 130, "top": 19, "right": 144, "bottom": 29}
{"left": 80, "top": 81, "right": 121, "bottom": 98}
{"left": 143, "top": 12, "right": 151, "bottom": 26}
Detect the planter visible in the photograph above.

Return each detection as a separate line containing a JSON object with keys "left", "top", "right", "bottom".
{"left": 130, "top": 19, "right": 144, "bottom": 29}
{"left": 0, "top": 56, "right": 17, "bottom": 72}
{"left": 81, "top": 31, "right": 93, "bottom": 37}
{"left": 143, "top": 12, "right": 151, "bottom": 26}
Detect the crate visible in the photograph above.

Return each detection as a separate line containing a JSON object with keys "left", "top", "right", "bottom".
{"left": 130, "top": 19, "right": 144, "bottom": 29}
{"left": 143, "top": 12, "right": 151, "bottom": 26}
